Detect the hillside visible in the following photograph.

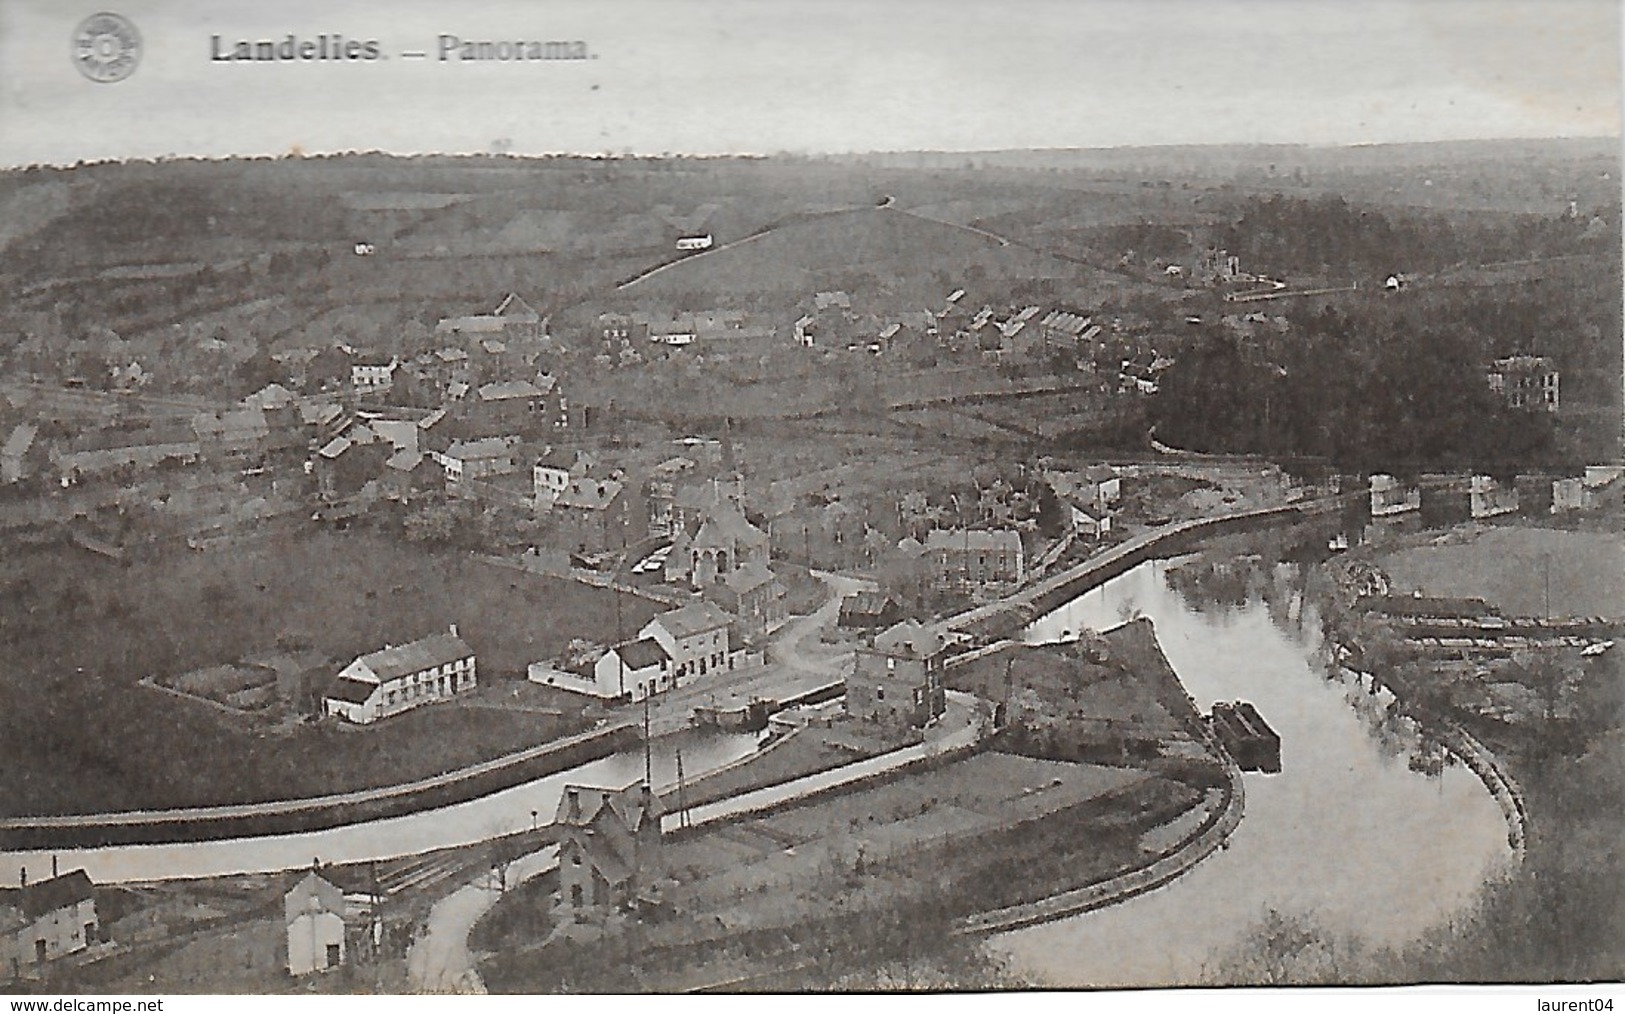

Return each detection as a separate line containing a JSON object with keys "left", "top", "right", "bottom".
{"left": 616, "top": 205, "right": 1076, "bottom": 305}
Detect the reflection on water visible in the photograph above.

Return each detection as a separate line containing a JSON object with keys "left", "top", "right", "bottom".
{"left": 997, "top": 557, "right": 1509, "bottom": 988}
{"left": 1, "top": 727, "right": 759, "bottom": 885}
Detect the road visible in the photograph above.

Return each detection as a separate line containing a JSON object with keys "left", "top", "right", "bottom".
{"left": 413, "top": 686, "right": 987, "bottom": 993}
{"left": 663, "top": 690, "right": 986, "bottom": 833}
{"left": 627, "top": 570, "right": 873, "bottom": 737}
{"left": 407, "top": 844, "right": 559, "bottom": 993}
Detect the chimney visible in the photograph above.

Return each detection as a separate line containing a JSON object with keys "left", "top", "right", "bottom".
{"left": 567, "top": 787, "right": 580, "bottom": 820}
{"left": 449, "top": 623, "right": 459, "bottom": 638}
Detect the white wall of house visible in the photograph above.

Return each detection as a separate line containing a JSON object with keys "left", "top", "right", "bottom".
{"left": 12, "top": 900, "right": 96, "bottom": 969}
{"left": 287, "top": 910, "right": 345, "bottom": 976}
{"left": 326, "top": 657, "right": 476, "bottom": 725}
{"left": 639, "top": 620, "right": 729, "bottom": 682}
{"left": 592, "top": 651, "right": 670, "bottom": 701}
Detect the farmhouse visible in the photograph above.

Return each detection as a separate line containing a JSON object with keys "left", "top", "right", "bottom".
{"left": 323, "top": 627, "right": 476, "bottom": 724}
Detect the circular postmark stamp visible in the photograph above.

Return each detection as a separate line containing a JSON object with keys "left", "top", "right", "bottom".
{"left": 72, "top": 12, "right": 142, "bottom": 83}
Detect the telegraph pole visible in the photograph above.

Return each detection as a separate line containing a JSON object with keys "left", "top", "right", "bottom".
{"left": 675, "top": 748, "right": 689, "bottom": 828}
{"left": 643, "top": 692, "right": 653, "bottom": 787}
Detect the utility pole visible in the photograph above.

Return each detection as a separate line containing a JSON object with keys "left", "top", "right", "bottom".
{"left": 1543, "top": 552, "right": 1551, "bottom": 620}
{"left": 616, "top": 590, "right": 625, "bottom": 697}
{"left": 675, "top": 748, "right": 689, "bottom": 829}
{"left": 643, "top": 692, "right": 653, "bottom": 787}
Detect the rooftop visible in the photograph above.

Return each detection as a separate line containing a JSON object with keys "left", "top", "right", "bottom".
{"left": 651, "top": 600, "right": 733, "bottom": 639}
{"left": 923, "top": 528, "right": 1023, "bottom": 553}
{"left": 353, "top": 630, "right": 474, "bottom": 683}
{"left": 613, "top": 637, "right": 671, "bottom": 671}
{"left": 477, "top": 379, "right": 544, "bottom": 402}
{"left": 874, "top": 619, "right": 948, "bottom": 659}
{"left": 446, "top": 437, "right": 514, "bottom": 461}
{"left": 0, "top": 869, "right": 95, "bottom": 920}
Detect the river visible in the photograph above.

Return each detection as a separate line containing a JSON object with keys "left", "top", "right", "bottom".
{"left": 993, "top": 556, "right": 1511, "bottom": 987}
{"left": 0, "top": 728, "right": 759, "bottom": 886}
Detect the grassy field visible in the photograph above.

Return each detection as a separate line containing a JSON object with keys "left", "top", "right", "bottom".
{"left": 1378, "top": 524, "right": 1625, "bottom": 619}
{"left": 0, "top": 529, "right": 659, "bottom": 815}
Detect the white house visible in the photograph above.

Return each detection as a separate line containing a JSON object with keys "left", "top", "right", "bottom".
{"left": 351, "top": 358, "right": 398, "bottom": 392}
{"left": 0, "top": 868, "right": 98, "bottom": 976}
{"left": 284, "top": 871, "right": 346, "bottom": 977}
{"left": 1370, "top": 473, "right": 1421, "bottom": 517}
{"left": 639, "top": 601, "right": 734, "bottom": 684}
{"left": 527, "top": 638, "right": 672, "bottom": 701}
{"left": 1069, "top": 502, "right": 1112, "bottom": 538}
{"left": 596, "top": 638, "right": 674, "bottom": 701}
{"left": 1469, "top": 475, "right": 1519, "bottom": 519}
{"left": 434, "top": 437, "right": 517, "bottom": 483}
{"left": 533, "top": 447, "right": 597, "bottom": 507}
{"left": 323, "top": 627, "right": 476, "bottom": 724}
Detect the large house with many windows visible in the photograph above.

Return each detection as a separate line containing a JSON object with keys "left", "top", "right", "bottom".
{"left": 638, "top": 601, "right": 734, "bottom": 686}
{"left": 323, "top": 627, "right": 476, "bottom": 724}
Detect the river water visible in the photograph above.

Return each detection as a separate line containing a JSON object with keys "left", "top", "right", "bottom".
{"left": 992, "top": 556, "right": 1511, "bottom": 987}
{"left": 1, "top": 727, "right": 759, "bottom": 886}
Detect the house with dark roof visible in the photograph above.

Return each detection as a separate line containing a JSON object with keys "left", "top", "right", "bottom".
{"left": 532, "top": 447, "right": 599, "bottom": 506}
{"left": 0, "top": 867, "right": 98, "bottom": 975}
{"left": 591, "top": 637, "right": 674, "bottom": 701}
{"left": 466, "top": 376, "right": 563, "bottom": 436}
{"left": 847, "top": 620, "right": 948, "bottom": 729}
{"left": 323, "top": 626, "right": 476, "bottom": 724}
{"left": 839, "top": 590, "right": 902, "bottom": 630}
{"left": 192, "top": 406, "right": 271, "bottom": 460}
{"left": 555, "top": 782, "right": 665, "bottom": 921}
{"left": 314, "top": 424, "right": 389, "bottom": 500}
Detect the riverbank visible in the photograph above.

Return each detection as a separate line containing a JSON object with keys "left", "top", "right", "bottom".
{"left": 0, "top": 724, "right": 637, "bottom": 850}
{"left": 945, "top": 499, "right": 1337, "bottom": 641}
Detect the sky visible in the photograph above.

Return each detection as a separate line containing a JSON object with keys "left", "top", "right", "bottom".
{"left": 0, "top": 0, "right": 1620, "bottom": 166}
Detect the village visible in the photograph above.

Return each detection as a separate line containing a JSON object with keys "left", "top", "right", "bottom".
{"left": 0, "top": 141, "right": 1619, "bottom": 991}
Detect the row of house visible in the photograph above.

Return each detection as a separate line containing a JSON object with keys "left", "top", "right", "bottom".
{"left": 1369, "top": 468, "right": 1624, "bottom": 521}
{"left": 596, "top": 309, "right": 775, "bottom": 354}
{"left": 531, "top": 599, "right": 740, "bottom": 702}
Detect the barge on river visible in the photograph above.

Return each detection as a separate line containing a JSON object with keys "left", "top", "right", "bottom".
{"left": 1210, "top": 701, "right": 1282, "bottom": 773}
